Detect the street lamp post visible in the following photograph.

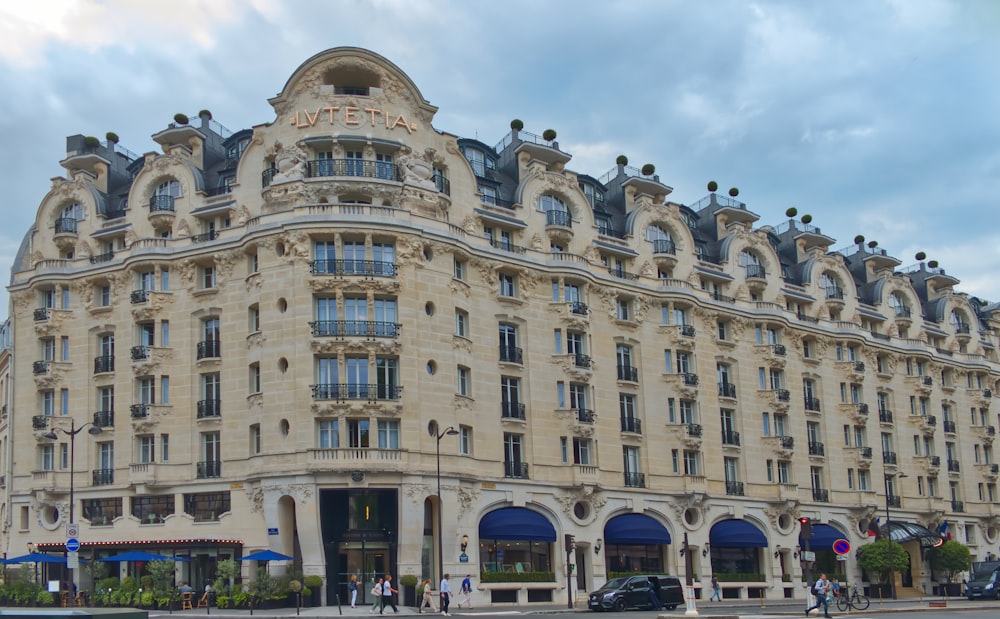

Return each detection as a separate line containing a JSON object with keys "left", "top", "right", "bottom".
{"left": 44, "top": 419, "right": 102, "bottom": 592}
{"left": 435, "top": 425, "right": 459, "bottom": 585}
{"left": 882, "top": 471, "right": 907, "bottom": 601}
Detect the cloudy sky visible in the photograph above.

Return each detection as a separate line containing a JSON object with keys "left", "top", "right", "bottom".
{"left": 1, "top": 0, "right": 998, "bottom": 317}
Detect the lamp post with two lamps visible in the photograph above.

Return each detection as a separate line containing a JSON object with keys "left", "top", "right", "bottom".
{"left": 431, "top": 421, "right": 459, "bottom": 585}
{"left": 44, "top": 419, "right": 103, "bottom": 592}
{"left": 882, "top": 471, "right": 907, "bottom": 600}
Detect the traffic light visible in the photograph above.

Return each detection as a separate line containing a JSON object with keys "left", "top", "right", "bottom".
{"left": 799, "top": 517, "right": 813, "bottom": 540}
{"left": 565, "top": 534, "right": 576, "bottom": 552}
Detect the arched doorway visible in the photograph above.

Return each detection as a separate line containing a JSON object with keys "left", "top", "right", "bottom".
{"left": 603, "top": 513, "right": 671, "bottom": 576}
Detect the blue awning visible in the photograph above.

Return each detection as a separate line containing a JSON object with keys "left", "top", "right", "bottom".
{"left": 802, "top": 524, "right": 847, "bottom": 551}
{"left": 710, "top": 519, "right": 768, "bottom": 548}
{"left": 604, "top": 514, "right": 671, "bottom": 545}
{"left": 479, "top": 508, "right": 556, "bottom": 542}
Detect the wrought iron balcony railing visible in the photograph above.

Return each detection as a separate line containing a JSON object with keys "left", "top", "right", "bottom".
{"left": 620, "top": 417, "right": 642, "bottom": 434}
{"left": 624, "top": 472, "right": 645, "bottom": 488}
{"left": 196, "top": 340, "right": 221, "bottom": 360}
{"left": 308, "top": 259, "right": 398, "bottom": 277}
{"left": 947, "top": 459, "right": 961, "bottom": 472}
{"left": 504, "top": 461, "right": 529, "bottom": 479}
{"left": 196, "top": 399, "right": 221, "bottom": 419}
{"left": 879, "top": 410, "right": 894, "bottom": 424}
{"left": 682, "top": 373, "right": 700, "bottom": 386}
{"left": 131, "top": 346, "right": 149, "bottom": 360}
{"left": 130, "top": 404, "right": 149, "bottom": 419}
{"left": 310, "top": 383, "right": 403, "bottom": 401}
{"left": 94, "top": 355, "right": 114, "bottom": 374}
{"left": 617, "top": 364, "right": 639, "bottom": 382}
{"left": 500, "top": 401, "right": 526, "bottom": 420}
{"left": 499, "top": 345, "right": 523, "bottom": 364}
{"left": 804, "top": 397, "right": 821, "bottom": 412}
{"left": 812, "top": 488, "right": 830, "bottom": 502}
{"left": 309, "top": 320, "right": 401, "bottom": 337}
{"left": 569, "top": 301, "right": 589, "bottom": 315}
{"left": 808, "top": 441, "right": 826, "bottom": 456}
{"left": 576, "top": 409, "right": 595, "bottom": 423}
{"left": 726, "top": 481, "right": 746, "bottom": 496}
{"left": 883, "top": 451, "right": 898, "bottom": 465}
{"left": 197, "top": 461, "right": 222, "bottom": 479}
{"left": 92, "top": 469, "right": 114, "bottom": 485}
{"left": 721, "top": 430, "right": 741, "bottom": 446}
{"left": 718, "top": 382, "right": 737, "bottom": 398}
{"left": 93, "top": 410, "right": 114, "bottom": 428}
{"left": 686, "top": 423, "right": 703, "bottom": 438}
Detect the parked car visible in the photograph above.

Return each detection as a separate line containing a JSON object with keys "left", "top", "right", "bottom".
{"left": 588, "top": 575, "right": 683, "bottom": 611}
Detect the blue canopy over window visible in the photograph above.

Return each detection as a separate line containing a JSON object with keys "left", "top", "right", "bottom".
{"left": 479, "top": 507, "right": 556, "bottom": 541}
{"left": 604, "top": 513, "right": 671, "bottom": 545}
{"left": 801, "top": 524, "right": 847, "bottom": 551}
{"left": 709, "top": 519, "right": 768, "bottom": 548}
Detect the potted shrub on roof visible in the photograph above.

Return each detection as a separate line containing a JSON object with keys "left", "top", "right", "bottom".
{"left": 785, "top": 207, "right": 798, "bottom": 218}
{"left": 616, "top": 155, "right": 629, "bottom": 166}
{"left": 801, "top": 214, "right": 813, "bottom": 224}
{"left": 173, "top": 113, "right": 189, "bottom": 126}
{"left": 728, "top": 187, "right": 739, "bottom": 198}
{"left": 510, "top": 118, "right": 524, "bottom": 131}
{"left": 83, "top": 135, "right": 101, "bottom": 151}
{"left": 641, "top": 163, "right": 655, "bottom": 176}
{"left": 542, "top": 128, "right": 557, "bottom": 142}
{"left": 707, "top": 180, "right": 718, "bottom": 192}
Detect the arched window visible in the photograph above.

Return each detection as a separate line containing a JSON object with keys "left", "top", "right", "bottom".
{"left": 539, "top": 194, "right": 570, "bottom": 226}
{"left": 950, "top": 310, "right": 970, "bottom": 333}
{"left": 820, "top": 271, "right": 843, "bottom": 299}
{"left": 61, "top": 202, "right": 84, "bottom": 221}
{"left": 739, "top": 250, "right": 764, "bottom": 278}
{"left": 154, "top": 179, "right": 181, "bottom": 198}
{"left": 888, "top": 292, "right": 909, "bottom": 318}
{"left": 646, "top": 225, "right": 675, "bottom": 254}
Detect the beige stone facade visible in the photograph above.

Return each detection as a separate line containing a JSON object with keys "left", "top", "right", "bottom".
{"left": 3, "top": 47, "right": 999, "bottom": 604}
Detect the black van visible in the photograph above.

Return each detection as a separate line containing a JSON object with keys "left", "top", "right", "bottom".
{"left": 588, "top": 575, "right": 684, "bottom": 611}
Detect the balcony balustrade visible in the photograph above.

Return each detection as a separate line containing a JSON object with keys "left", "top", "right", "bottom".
{"left": 726, "top": 481, "right": 746, "bottom": 496}
{"left": 310, "top": 383, "right": 402, "bottom": 401}
{"left": 92, "top": 469, "right": 114, "bottom": 485}
{"left": 812, "top": 488, "right": 830, "bottom": 502}
{"left": 884, "top": 451, "right": 898, "bottom": 465}
{"left": 686, "top": 423, "right": 703, "bottom": 438}
{"left": 879, "top": 410, "right": 894, "bottom": 424}
{"left": 32, "top": 415, "right": 49, "bottom": 430}
{"left": 131, "top": 346, "right": 149, "bottom": 360}
{"left": 93, "top": 410, "right": 114, "bottom": 428}
{"left": 569, "top": 301, "right": 589, "bottom": 315}
{"left": 860, "top": 446, "right": 872, "bottom": 458}
{"left": 620, "top": 417, "right": 642, "bottom": 434}
{"left": 499, "top": 345, "right": 523, "bottom": 364}
{"left": 504, "top": 461, "right": 529, "bottom": 479}
{"left": 718, "top": 382, "right": 737, "bottom": 398}
{"left": 310, "top": 320, "right": 401, "bottom": 337}
{"left": 196, "top": 340, "right": 221, "bottom": 360}
{"left": 652, "top": 239, "right": 676, "bottom": 255}
{"left": 682, "top": 373, "right": 699, "bottom": 386}
{"left": 624, "top": 472, "right": 646, "bottom": 488}
{"left": 93, "top": 355, "right": 114, "bottom": 374}
{"left": 33, "top": 361, "right": 50, "bottom": 375}
{"left": 130, "top": 404, "right": 149, "bottom": 419}
{"left": 131, "top": 289, "right": 149, "bottom": 304}
{"left": 545, "top": 210, "right": 572, "bottom": 227}
{"left": 721, "top": 430, "right": 741, "bottom": 446}
{"left": 573, "top": 354, "right": 592, "bottom": 369}
{"left": 744, "top": 264, "right": 766, "bottom": 279}
{"left": 501, "top": 401, "right": 526, "bottom": 420}
{"left": 308, "top": 259, "right": 398, "bottom": 277}
{"left": 617, "top": 364, "right": 639, "bottom": 382}
{"left": 947, "top": 459, "right": 961, "bottom": 472}
{"left": 804, "top": 397, "right": 821, "bottom": 412}
{"left": 576, "top": 409, "right": 595, "bottom": 423}
{"left": 808, "top": 441, "right": 826, "bottom": 456}
{"left": 54, "top": 217, "right": 78, "bottom": 233}
{"left": 679, "top": 324, "right": 696, "bottom": 337}
{"left": 149, "top": 195, "right": 175, "bottom": 212}
{"left": 772, "top": 344, "right": 786, "bottom": 356}
{"left": 196, "top": 461, "right": 222, "bottom": 479}
{"left": 34, "top": 307, "right": 50, "bottom": 321}
{"left": 196, "top": 399, "right": 221, "bottom": 419}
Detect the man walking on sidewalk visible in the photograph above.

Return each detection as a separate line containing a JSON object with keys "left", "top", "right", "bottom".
{"left": 382, "top": 574, "right": 399, "bottom": 613}
{"left": 457, "top": 575, "right": 473, "bottom": 609}
{"left": 440, "top": 574, "right": 452, "bottom": 616}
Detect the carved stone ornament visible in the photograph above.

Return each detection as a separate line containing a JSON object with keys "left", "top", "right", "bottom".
{"left": 668, "top": 493, "right": 708, "bottom": 529}
{"left": 555, "top": 486, "right": 606, "bottom": 519}
{"left": 404, "top": 484, "right": 432, "bottom": 502}
{"left": 763, "top": 501, "right": 800, "bottom": 531}
{"left": 455, "top": 486, "right": 481, "bottom": 520}
{"left": 246, "top": 486, "right": 264, "bottom": 513}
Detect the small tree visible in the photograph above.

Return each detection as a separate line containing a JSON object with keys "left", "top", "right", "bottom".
{"left": 616, "top": 155, "right": 629, "bottom": 166}
{"left": 146, "top": 559, "right": 176, "bottom": 604}
{"left": 542, "top": 129, "right": 557, "bottom": 141}
{"left": 728, "top": 187, "right": 739, "bottom": 197}
{"left": 509, "top": 119, "right": 524, "bottom": 131}
{"left": 785, "top": 207, "right": 798, "bottom": 218}
{"left": 706, "top": 180, "right": 718, "bottom": 192}
{"left": 801, "top": 214, "right": 813, "bottom": 224}
{"left": 214, "top": 558, "right": 239, "bottom": 594}
{"left": 641, "top": 163, "right": 655, "bottom": 176}
{"left": 929, "top": 540, "right": 971, "bottom": 584}
{"left": 857, "top": 538, "right": 909, "bottom": 584}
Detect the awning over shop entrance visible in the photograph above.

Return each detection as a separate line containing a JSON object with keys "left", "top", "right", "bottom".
{"left": 882, "top": 521, "right": 943, "bottom": 548}
{"left": 709, "top": 519, "right": 768, "bottom": 548}
{"left": 479, "top": 507, "right": 556, "bottom": 541}
{"left": 603, "top": 513, "right": 671, "bottom": 544}
{"left": 801, "top": 523, "right": 848, "bottom": 551}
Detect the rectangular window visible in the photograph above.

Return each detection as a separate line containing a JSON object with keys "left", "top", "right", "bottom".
{"left": 453, "top": 258, "right": 466, "bottom": 280}
{"left": 41, "top": 390, "right": 55, "bottom": 416}
{"left": 498, "top": 273, "right": 516, "bottom": 297}
{"left": 249, "top": 305, "right": 260, "bottom": 332}
{"left": 250, "top": 423, "right": 262, "bottom": 454}
{"left": 161, "top": 434, "right": 169, "bottom": 461}
{"left": 61, "top": 389, "right": 69, "bottom": 415}
{"left": 847, "top": 468, "right": 855, "bottom": 489}
{"left": 161, "top": 269, "right": 170, "bottom": 291}
{"left": 250, "top": 364, "right": 261, "bottom": 394}
{"left": 683, "top": 450, "right": 699, "bottom": 475}
{"left": 161, "top": 376, "right": 170, "bottom": 404}
{"left": 553, "top": 329, "right": 562, "bottom": 354}
{"left": 60, "top": 443, "right": 69, "bottom": 469}
{"left": 457, "top": 366, "right": 470, "bottom": 396}
{"left": 459, "top": 426, "right": 472, "bottom": 455}
{"left": 60, "top": 336, "right": 70, "bottom": 361}
{"left": 455, "top": 310, "right": 468, "bottom": 337}
{"left": 556, "top": 381, "right": 565, "bottom": 408}
{"left": 561, "top": 437, "right": 568, "bottom": 463}
{"left": 377, "top": 420, "right": 400, "bottom": 449}
{"left": 202, "top": 266, "right": 216, "bottom": 288}
{"left": 161, "top": 321, "right": 169, "bottom": 347}
{"left": 318, "top": 420, "right": 339, "bottom": 449}
{"left": 766, "top": 459, "right": 774, "bottom": 482}
{"left": 139, "top": 435, "right": 155, "bottom": 463}
{"left": 41, "top": 444, "right": 54, "bottom": 471}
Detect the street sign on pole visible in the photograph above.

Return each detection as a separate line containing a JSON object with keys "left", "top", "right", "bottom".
{"left": 801, "top": 550, "right": 816, "bottom": 562}
{"left": 832, "top": 539, "right": 851, "bottom": 555}
{"left": 67, "top": 552, "right": 80, "bottom": 569}
{"left": 66, "top": 523, "right": 79, "bottom": 538}
{"left": 66, "top": 538, "right": 80, "bottom": 552}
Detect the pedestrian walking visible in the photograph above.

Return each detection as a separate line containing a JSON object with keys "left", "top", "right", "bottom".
{"left": 381, "top": 574, "right": 399, "bottom": 613}
{"left": 370, "top": 578, "right": 383, "bottom": 614}
{"left": 805, "top": 573, "right": 832, "bottom": 618}
{"left": 709, "top": 575, "right": 721, "bottom": 601}
{"left": 349, "top": 574, "right": 359, "bottom": 608}
{"left": 420, "top": 579, "right": 437, "bottom": 613}
{"left": 440, "top": 573, "right": 452, "bottom": 616}
{"left": 457, "top": 574, "right": 473, "bottom": 609}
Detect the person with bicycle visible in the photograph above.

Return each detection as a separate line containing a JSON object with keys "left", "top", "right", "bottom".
{"left": 835, "top": 582, "right": 869, "bottom": 612}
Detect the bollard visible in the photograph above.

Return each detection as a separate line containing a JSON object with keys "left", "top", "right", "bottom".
{"left": 683, "top": 584, "right": 699, "bottom": 617}
{"left": 760, "top": 587, "right": 766, "bottom": 608}
{"left": 337, "top": 593, "right": 343, "bottom": 615}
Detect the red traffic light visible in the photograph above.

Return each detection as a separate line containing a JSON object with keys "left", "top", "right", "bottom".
{"left": 799, "top": 517, "right": 810, "bottom": 525}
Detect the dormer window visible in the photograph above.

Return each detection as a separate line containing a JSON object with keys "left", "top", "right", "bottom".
{"left": 888, "top": 292, "right": 910, "bottom": 318}
{"left": 336, "top": 86, "right": 369, "bottom": 96}
{"left": 950, "top": 310, "right": 970, "bottom": 334}
{"left": 55, "top": 202, "right": 83, "bottom": 234}
{"left": 463, "top": 147, "right": 495, "bottom": 178}
{"left": 580, "top": 182, "right": 604, "bottom": 209}
{"left": 820, "top": 271, "right": 843, "bottom": 299}
{"left": 646, "top": 225, "right": 675, "bottom": 253}
{"left": 539, "top": 194, "right": 570, "bottom": 226}
{"left": 151, "top": 179, "right": 180, "bottom": 212}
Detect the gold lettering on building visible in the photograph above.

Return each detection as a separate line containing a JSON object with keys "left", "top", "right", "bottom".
{"left": 288, "top": 105, "right": 417, "bottom": 133}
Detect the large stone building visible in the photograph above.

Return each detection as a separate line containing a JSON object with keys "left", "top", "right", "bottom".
{"left": 2, "top": 47, "right": 999, "bottom": 604}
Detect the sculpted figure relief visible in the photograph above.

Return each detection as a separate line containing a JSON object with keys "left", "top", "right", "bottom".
{"left": 270, "top": 141, "right": 308, "bottom": 184}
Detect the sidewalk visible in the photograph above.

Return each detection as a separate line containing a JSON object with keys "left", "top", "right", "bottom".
{"left": 142, "top": 595, "right": 1000, "bottom": 618}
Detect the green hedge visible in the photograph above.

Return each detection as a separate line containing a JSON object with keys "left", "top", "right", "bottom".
{"left": 716, "top": 573, "right": 765, "bottom": 582}
{"left": 481, "top": 571, "right": 554, "bottom": 583}
{"left": 607, "top": 572, "right": 673, "bottom": 580}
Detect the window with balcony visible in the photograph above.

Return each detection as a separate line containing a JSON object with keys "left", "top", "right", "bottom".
{"left": 617, "top": 344, "right": 637, "bottom": 382}
{"left": 499, "top": 323, "right": 521, "bottom": 363}
{"left": 721, "top": 409, "right": 740, "bottom": 445}
{"left": 683, "top": 450, "right": 699, "bottom": 475}
{"left": 803, "top": 378, "right": 820, "bottom": 411}
{"left": 138, "top": 435, "right": 155, "bottom": 463}
{"left": 539, "top": 194, "right": 572, "bottom": 227}
{"left": 623, "top": 445, "right": 643, "bottom": 487}
{"left": 619, "top": 393, "right": 640, "bottom": 433}
{"left": 500, "top": 376, "right": 524, "bottom": 420}
{"left": 504, "top": 433, "right": 527, "bottom": 479}
{"left": 198, "top": 373, "right": 221, "bottom": 418}
{"left": 198, "top": 431, "right": 221, "bottom": 478}
{"left": 717, "top": 363, "right": 736, "bottom": 398}
{"left": 151, "top": 179, "right": 180, "bottom": 212}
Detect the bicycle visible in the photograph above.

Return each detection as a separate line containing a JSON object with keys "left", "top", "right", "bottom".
{"left": 836, "top": 584, "right": 870, "bottom": 611}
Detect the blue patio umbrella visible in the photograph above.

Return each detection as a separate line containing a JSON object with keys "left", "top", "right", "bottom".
{"left": 99, "top": 551, "right": 189, "bottom": 562}
{"left": 237, "top": 550, "right": 294, "bottom": 562}
{"left": 6, "top": 552, "right": 67, "bottom": 564}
